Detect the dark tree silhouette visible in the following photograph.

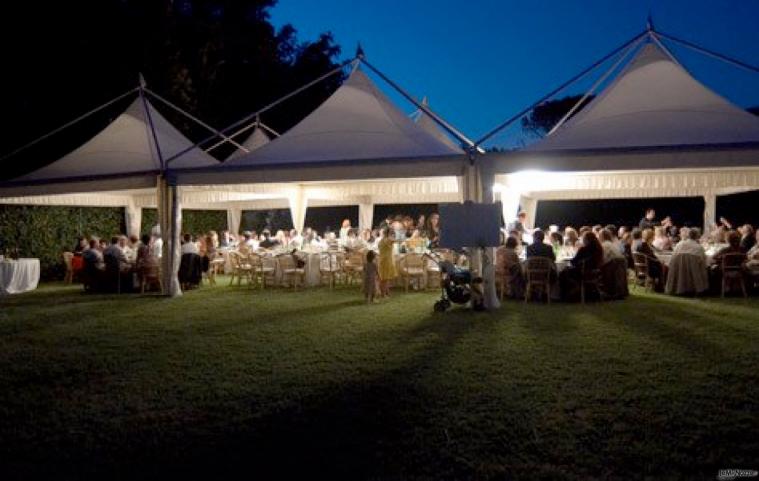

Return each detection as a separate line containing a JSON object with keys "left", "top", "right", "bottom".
{"left": 521, "top": 94, "right": 595, "bottom": 137}
{"left": 0, "top": 0, "right": 344, "bottom": 179}
{"left": 748, "top": 106, "right": 759, "bottom": 116}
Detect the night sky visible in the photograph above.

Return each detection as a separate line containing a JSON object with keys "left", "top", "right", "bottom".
{"left": 271, "top": 0, "right": 759, "bottom": 149}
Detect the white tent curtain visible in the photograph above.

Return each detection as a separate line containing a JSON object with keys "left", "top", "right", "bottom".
{"left": 288, "top": 186, "right": 307, "bottom": 233}
{"left": 125, "top": 203, "right": 142, "bottom": 238}
{"left": 703, "top": 192, "right": 717, "bottom": 232}
{"left": 226, "top": 207, "right": 242, "bottom": 234}
{"left": 500, "top": 190, "right": 521, "bottom": 227}
{"left": 358, "top": 199, "right": 374, "bottom": 231}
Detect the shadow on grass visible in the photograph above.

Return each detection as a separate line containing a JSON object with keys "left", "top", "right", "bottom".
{"left": 4, "top": 313, "right": 490, "bottom": 481}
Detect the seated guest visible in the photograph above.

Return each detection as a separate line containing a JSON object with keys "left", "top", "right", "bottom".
{"left": 559, "top": 231, "right": 603, "bottom": 300}
{"left": 259, "top": 230, "right": 278, "bottom": 249}
{"left": 564, "top": 227, "right": 579, "bottom": 249}
{"left": 82, "top": 239, "right": 105, "bottom": 272}
{"left": 525, "top": 229, "right": 555, "bottom": 260}
{"left": 630, "top": 228, "right": 643, "bottom": 253}
{"left": 712, "top": 231, "right": 745, "bottom": 265}
{"left": 275, "top": 230, "right": 288, "bottom": 247}
{"left": 219, "top": 230, "right": 232, "bottom": 248}
{"left": 104, "top": 236, "right": 129, "bottom": 269}
{"left": 181, "top": 234, "right": 199, "bottom": 255}
{"left": 710, "top": 231, "right": 747, "bottom": 293}
{"left": 549, "top": 231, "right": 563, "bottom": 258}
{"left": 599, "top": 229, "right": 625, "bottom": 264}
{"left": 136, "top": 234, "right": 152, "bottom": 269}
{"left": 345, "top": 229, "right": 364, "bottom": 250}
{"left": 73, "top": 237, "right": 88, "bottom": 254}
{"left": 673, "top": 228, "right": 706, "bottom": 261}
{"left": 288, "top": 229, "right": 303, "bottom": 250}
{"left": 745, "top": 230, "right": 759, "bottom": 274}
{"left": 635, "top": 228, "right": 666, "bottom": 290}
{"left": 652, "top": 226, "right": 672, "bottom": 252}
{"left": 404, "top": 229, "right": 426, "bottom": 251}
{"left": 739, "top": 224, "right": 755, "bottom": 253}
{"left": 360, "top": 229, "right": 376, "bottom": 250}
{"left": 496, "top": 236, "right": 524, "bottom": 298}
{"left": 124, "top": 235, "right": 139, "bottom": 262}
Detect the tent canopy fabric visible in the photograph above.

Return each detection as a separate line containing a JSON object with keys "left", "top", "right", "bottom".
{"left": 527, "top": 43, "right": 759, "bottom": 152}
{"left": 0, "top": 96, "right": 218, "bottom": 196}
{"left": 223, "top": 67, "right": 462, "bottom": 168}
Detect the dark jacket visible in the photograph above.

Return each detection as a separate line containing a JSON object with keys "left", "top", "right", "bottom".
{"left": 526, "top": 242, "right": 555, "bottom": 261}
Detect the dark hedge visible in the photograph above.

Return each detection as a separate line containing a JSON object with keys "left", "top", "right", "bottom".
{"left": 140, "top": 209, "right": 227, "bottom": 237}
{"left": 0, "top": 205, "right": 125, "bottom": 280}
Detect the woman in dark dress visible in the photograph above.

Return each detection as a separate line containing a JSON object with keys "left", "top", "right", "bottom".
{"left": 560, "top": 231, "right": 604, "bottom": 301}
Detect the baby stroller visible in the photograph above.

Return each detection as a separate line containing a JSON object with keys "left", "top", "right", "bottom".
{"left": 427, "top": 252, "right": 473, "bottom": 312}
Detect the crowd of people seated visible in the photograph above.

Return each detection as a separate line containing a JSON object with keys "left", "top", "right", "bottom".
{"left": 73, "top": 230, "right": 163, "bottom": 293}
{"left": 497, "top": 207, "right": 759, "bottom": 301}
{"left": 66, "top": 211, "right": 443, "bottom": 294}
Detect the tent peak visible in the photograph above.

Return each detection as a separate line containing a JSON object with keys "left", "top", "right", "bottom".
{"left": 139, "top": 73, "right": 147, "bottom": 89}
{"left": 355, "top": 42, "right": 365, "bottom": 60}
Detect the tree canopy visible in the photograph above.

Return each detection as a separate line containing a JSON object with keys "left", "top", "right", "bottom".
{"left": 520, "top": 94, "right": 595, "bottom": 138}
{"left": 0, "top": 0, "right": 345, "bottom": 179}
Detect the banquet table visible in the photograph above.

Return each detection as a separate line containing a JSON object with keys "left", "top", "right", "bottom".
{"left": 0, "top": 258, "right": 40, "bottom": 295}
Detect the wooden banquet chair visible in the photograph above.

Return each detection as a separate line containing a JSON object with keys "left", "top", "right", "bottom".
{"left": 524, "top": 256, "right": 552, "bottom": 304}
{"left": 319, "top": 252, "right": 343, "bottom": 289}
{"left": 632, "top": 252, "right": 654, "bottom": 292}
{"left": 342, "top": 250, "right": 365, "bottom": 287}
{"left": 579, "top": 259, "right": 602, "bottom": 304}
{"left": 140, "top": 262, "right": 163, "bottom": 294}
{"left": 249, "top": 252, "right": 276, "bottom": 289}
{"left": 228, "top": 251, "right": 253, "bottom": 286}
{"left": 276, "top": 253, "right": 305, "bottom": 290}
{"left": 399, "top": 253, "right": 426, "bottom": 293}
{"left": 721, "top": 253, "right": 747, "bottom": 298}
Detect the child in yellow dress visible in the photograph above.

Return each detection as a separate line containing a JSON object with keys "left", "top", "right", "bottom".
{"left": 378, "top": 228, "right": 397, "bottom": 297}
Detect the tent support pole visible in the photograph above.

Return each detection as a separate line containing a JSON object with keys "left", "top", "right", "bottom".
{"left": 164, "top": 58, "right": 355, "bottom": 164}
{"left": 144, "top": 88, "right": 249, "bottom": 155}
{"left": 474, "top": 30, "right": 648, "bottom": 146}
{"left": 139, "top": 86, "right": 165, "bottom": 170}
{"left": 548, "top": 34, "right": 647, "bottom": 135}
{"left": 360, "top": 59, "right": 479, "bottom": 151}
{"left": 0, "top": 87, "right": 139, "bottom": 162}
{"left": 204, "top": 119, "right": 281, "bottom": 154}
{"left": 656, "top": 30, "right": 759, "bottom": 74}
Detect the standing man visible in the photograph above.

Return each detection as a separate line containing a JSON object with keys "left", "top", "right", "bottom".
{"left": 639, "top": 208, "right": 656, "bottom": 230}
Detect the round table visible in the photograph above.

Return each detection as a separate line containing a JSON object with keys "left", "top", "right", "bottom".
{"left": 0, "top": 258, "right": 40, "bottom": 295}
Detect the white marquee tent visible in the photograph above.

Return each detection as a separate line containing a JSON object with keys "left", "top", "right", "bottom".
{"left": 488, "top": 38, "right": 759, "bottom": 230}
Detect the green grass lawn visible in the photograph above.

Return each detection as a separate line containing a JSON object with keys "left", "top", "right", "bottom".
{"left": 1, "top": 280, "right": 757, "bottom": 480}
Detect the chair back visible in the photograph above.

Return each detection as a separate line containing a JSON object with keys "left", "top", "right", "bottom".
{"left": 632, "top": 252, "right": 649, "bottom": 278}
{"left": 524, "top": 256, "right": 552, "bottom": 283}
{"left": 228, "top": 251, "right": 242, "bottom": 269}
{"left": 277, "top": 253, "right": 296, "bottom": 270}
{"left": 580, "top": 259, "right": 601, "bottom": 281}
{"left": 320, "top": 252, "right": 343, "bottom": 272}
{"left": 248, "top": 252, "right": 264, "bottom": 268}
{"left": 722, "top": 253, "right": 746, "bottom": 273}
{"left": 401, "top": 253, "right": 425, "bottom": 270}
{"left": 345, "top": 251, "right": 364, "bottom": 270}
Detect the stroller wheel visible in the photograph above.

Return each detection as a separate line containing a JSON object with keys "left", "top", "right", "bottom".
{"left": 434, "top": 300, "right": 448, "bottom": 312}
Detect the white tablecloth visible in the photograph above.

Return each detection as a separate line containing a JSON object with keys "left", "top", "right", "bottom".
{"left": 0, "top": 258, "right": 40, "bottom": 295}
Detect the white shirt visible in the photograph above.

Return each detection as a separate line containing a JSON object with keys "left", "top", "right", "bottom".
{"left": 150, "top": 238, "right": 163, "bottom": 259}
{"left": 181, "top": 242, "right": 199, "bottom": 255}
